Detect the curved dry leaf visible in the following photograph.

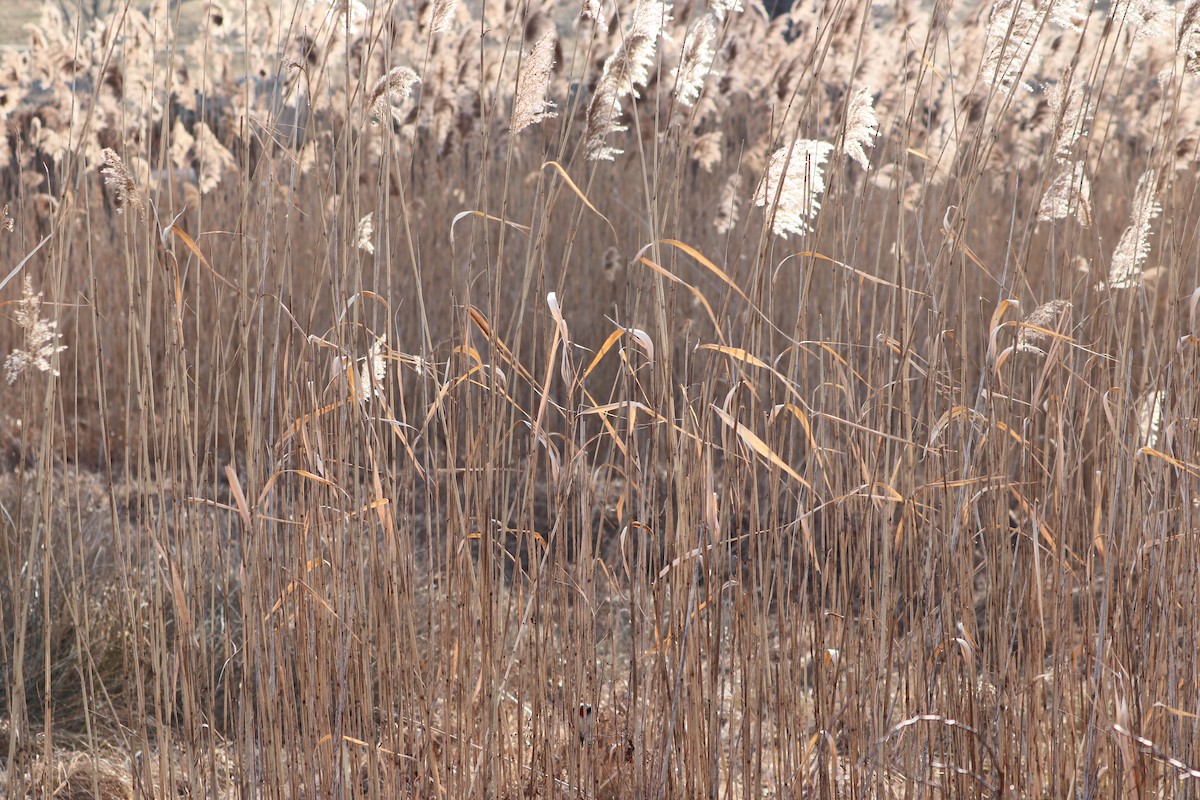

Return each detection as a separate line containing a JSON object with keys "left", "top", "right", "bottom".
{"left": 546, "top": 292, "right": 575, "bottom": 387}
{"left": 522, "top": 420, "right": 561, "bottom": 479}
{"left": 581, "top": 328, "right": 626, "bottom": 381}
{"left": 637, "top": 256, "right": 725, "bottom": 343}
{"left": 624, "top": 327, "right": 654, "bottom": 362}
{"left": 450, "top": 210, "right": 531, "bottom": 247}
{"left": 986, "top": 299, "right": 1021, "bottom": 364}
{"left": 635, "top": 239, "right": 749, "bottom": 302}
{"left": 0, "top": 233, "right": 52, "bottom": 294}
{"left": 1189, "top": 285, "right": 1200, "bottom": 336}
{"left": 710, "top": 404, "right": 812, "bottom": 491}
{"left": 542, "top": 160, "right": 617, "bottom": 238}
{"left": 782, "top": 251, "right": 927, "bottom": 297}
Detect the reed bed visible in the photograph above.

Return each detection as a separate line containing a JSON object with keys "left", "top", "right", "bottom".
{"left": 2, "top": 0, "right": 1199, "bottom": 796}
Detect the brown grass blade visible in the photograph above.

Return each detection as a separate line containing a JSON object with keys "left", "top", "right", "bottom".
{"left": 637, "top": 256, "right": 726, "bottom": 342}
{"left": 165, "top": 224, "right": 242, "bottom": 295}
{"left": 783, "top": 251, "right": 928, "bottom": 297}
{"left": 542, "top": 160, "right": 617, "bottom": 238}
{"left": 224, "top": 464, "right": 252, "bottom": 532}
{"left": 711, "top": 404, "right": 812, "bottom": 492}
{"left": 581, "top": 328, "right": 626, "bottom": 380}
{"left": 467, "top": 305, "right": 539, "bottom": 386}
{"left": 450, "top": 210, "right": 532, "bottom": 247}
{"left": 635, "top": 239, "right": 749, "bottom": 302}
{"left": 0, "top": 232, "right": 52, "bottom": 294}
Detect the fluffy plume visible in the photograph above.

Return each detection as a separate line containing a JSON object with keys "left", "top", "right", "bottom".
{"left": 1106, "top": 170, "right": 1161, "bottom": 289}
{"left": 1049, "top": 0, "right": 1084, "bottom": 29}
{"left": 5, "top": 276, "right": 68, "bottom": 384}
{"left": 1037, "top": 160, "right": 1092, "bottom": 227}
{"left": 297, "top": 141, "right": 319, "bottom": 175}
{"left": 842, "top": 87, "right": 879, "bottom": 169}
{"left": 581, "top": 0, "right": 608, "bottom": 32}
{"left": 512, "top": 30, "right": 558, "bottom": 132}
{"left": 1137, "top": 389, "right": 1166, "bottom": 447}
{"left": 169, "top": 118, "right": 196, "bottom": 172}
{"left": 1016, "top": 299, "right": 1071, "bottom": 355}
{"left": 585, "top": 0, "right": 670, "bottom": 160}
{"left": 602, "top": 246, "right": 622, "bottom": 283}
{"left": 628, "top": 0, "right": 671, "bottom": 44}
{"left": 713, "top": 172, "right": 743, "bottom": 234}
{"left": 1121, "top": 0, "right": 1171, "bottom": 40}
{"left": 1047, "top": 81, "right": 1090, "bottom": 160}
{"left": 754, "top": 140, "right": 835, "bottom": 237}
{"left": 357, "top": 335, "right": 388, "bottom": 402}
{"left": 99, "top": 148, "right": 144, "bottom": 214}
{"left": 428, "top": 0, "right": 458, "bottom": 33}
{"left": 981, "top": 0, "right": 1079, "bottom": 93}
{"left": 191, "top": 122, "right": 238, "bottom": 194}
{"left": 710, "top": 0, "right": 744, "bottom": 21}
{"left": 323, "top": 0, "right": 369, "bottom": 35}
{"left": 982, "top": 0, "right": 1042, "bottom": 94}
{"left": 1180, "top": 0, "right": 1200, "bottom": 74}
{"left": 356, "top": 212, "right": 375, "bottom": 254}
{"left": 584, "top": 77, "right": 631, "bottom": 161}
{"left": 691, "top": 130, "right": 723, "bottom": 172}
{"left": 673, "top": 16, "right": 716, "bottom": 107}
{"left": 368, "top": 67, "right": 421, "bottom": 125}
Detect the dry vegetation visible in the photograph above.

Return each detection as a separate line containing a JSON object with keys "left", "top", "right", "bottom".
{"left": 1, "top": 0, "right": 1200, "bottom": 796}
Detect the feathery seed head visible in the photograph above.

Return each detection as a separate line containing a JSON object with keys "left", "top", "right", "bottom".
{"left": 5, "top": 276, "right": 68, "bottom": 384}
{"left": 1047, "top": 81, "right": 1091, "bottom": 160}
{"left": 673, "top": 16, "right": 717, "bottom": 107}
{"left": 368, "top": 66, "right": 421, "bottom": 125}
{"left": 100, "top": 148, "right": 144, "bottom": 214}
{"left": 753, "top": 139, "right": 834, "bottom": 237}
{"left": 428, "top": 0, "right": 458, "bottom": 33}
{"left": 355, "top": 212, "right": 375, "bottom": 254}
{"left": 581, "top": 0, "right": 609, "bottom": 32}
{"left": 1106, "top": 170, "right": 1161, "bottom": 289}
{"left": 691, "top": 130, "right": 723, "bottom": 172}
{"left": 512, "top": 30, "right": 558, "bottom": 132}
{"left": 1181, "top": 1, "right": 1200, "bottom": 73}
{"left": 982, "top": 0, "right": 1041, "bottom": 94}
{"left": 1037, "top": 160, "right": 1092, "bottom": 227}
{"left": 713, "top": 172, "right": 743, "bottom": 234}
{"left": 1016, "top": 299, "right": 1071, "bottom": 355}
{"left": 318, "top": 0, "right": 369, "bottom": 35}
{"left": 710, "top": 0, "right": 744, "bottom": 21}
{"left": 585, "top": 0, "right": 670, "bottom": 159}
{"left": 842, "top": 87, "right": 879, "bottom": 169}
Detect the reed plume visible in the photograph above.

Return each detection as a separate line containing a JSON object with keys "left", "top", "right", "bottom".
{"left": 585, "top": 0, "right": 670, "bottom": 160}
{"left": 841, "top": 87, "right": 878, "bottom": 169}
{"left": 368, "top": 66, "right": 421, "bottom": 125}
{"left": 4, "top": 275, "right": 67, "bottom": 384}
{"left": 99, "top": 147, "right": 144, "bottom": 214}
{"left": 753, "top": 139, "right": 834, "bottom": 237}
{"left": 511, "top": 30, "right": 558, "bottom": 133}
{"left": 1106, "top": 169, "right": 1160, "bottom": 289}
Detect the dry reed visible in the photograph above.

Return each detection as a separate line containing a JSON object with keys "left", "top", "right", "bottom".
{"left": 1, "top": 0, "right": 1198, "bottom": 797}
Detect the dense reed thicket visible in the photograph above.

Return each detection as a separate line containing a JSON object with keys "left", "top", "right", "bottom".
{"left": 2, "top": 0, "right": 1199, "bottom": 796}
